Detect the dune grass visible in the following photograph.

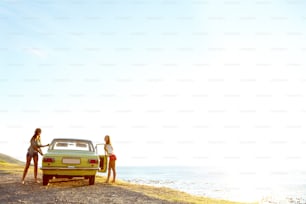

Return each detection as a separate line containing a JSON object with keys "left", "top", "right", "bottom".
{"left": 0, "top": 153, "right": 25, "bottom": 165}
{"left": 0, "top": 161, "right": 25, "bottom": 174}
{"left": 0, "top": 153, "right": 256, "bottom": 204}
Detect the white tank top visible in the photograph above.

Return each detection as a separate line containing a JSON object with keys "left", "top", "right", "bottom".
{"left": 105, "top": 144, "right": 114, "bottom": 155}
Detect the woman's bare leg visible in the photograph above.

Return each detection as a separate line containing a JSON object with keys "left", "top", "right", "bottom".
{"left": 106, "top": 162, "right": 111, "bottom": 183}
{"left": 110, "top": 160, "right": 116, "bottom": 183}
{"left": 22, "top": 154, "right": 32, "bottom": 184}
{"left": 33, "top": 154, "right": 39, "bottom": 182}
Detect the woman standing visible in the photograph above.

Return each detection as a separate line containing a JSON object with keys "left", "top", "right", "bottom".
{"left": 104, "top": 135, "right": 117, "bottom": 183}
{"left": 22, "top": 128, "right": 49, "bottom": 184}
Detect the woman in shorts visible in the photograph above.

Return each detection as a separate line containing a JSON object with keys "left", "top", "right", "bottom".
{"left": 104, "top": 135, "right": 117, "bottom": 183}
{"left": 22, "top": 128, "right": 49, "bottom": 184}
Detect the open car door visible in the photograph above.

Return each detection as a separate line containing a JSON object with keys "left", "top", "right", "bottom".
{"left": 95, "top": 144, "right": 107, "bottom": 173}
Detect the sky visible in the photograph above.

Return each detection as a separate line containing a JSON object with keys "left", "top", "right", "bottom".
{"left": 0, "top": 0, "right": 306, "bottom": 171}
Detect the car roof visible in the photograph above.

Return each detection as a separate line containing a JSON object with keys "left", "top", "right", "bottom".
{"left": 51, "top": 138, "right": 93, "bottom": 143}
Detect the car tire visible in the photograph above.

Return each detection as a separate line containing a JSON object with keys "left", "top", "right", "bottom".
{"left": 43, "top": 175, "right": 49, "bottom": 186}
{"left": 89, "top": 175, "right": 95, "bottom": 185}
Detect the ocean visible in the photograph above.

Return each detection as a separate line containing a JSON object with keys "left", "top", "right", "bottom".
{"left": 104, "top": 166, "right": 306, "bottom": 204}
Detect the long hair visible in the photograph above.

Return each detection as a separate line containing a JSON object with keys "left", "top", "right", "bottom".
{"left": 104, "top": 135, "right": 111, "bottom": 145}
{"left": 30, "top": 128, "right": 41, "bottom": 142}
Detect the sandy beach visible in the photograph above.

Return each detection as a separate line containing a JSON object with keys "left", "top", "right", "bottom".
{"left": 0, "top": 167, "right": 188, "bottom": 204}
{"left": 0, "top": 153, "right": 247, "bottom": 204}
{"left": 0, "top": 174, "right": 181, "bottom": 204}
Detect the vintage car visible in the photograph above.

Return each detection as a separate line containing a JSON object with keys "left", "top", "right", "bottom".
{"left": 41, "top": 138, "right": 107, "bottom": 186}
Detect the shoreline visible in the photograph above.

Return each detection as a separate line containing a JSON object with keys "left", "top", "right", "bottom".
{"left": 0, "top": 153, "right": 254, "bottom": 204}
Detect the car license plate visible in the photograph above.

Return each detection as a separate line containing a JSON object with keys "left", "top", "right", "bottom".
{"left": 62, "top": 158, "right": 80, "bottom": 164}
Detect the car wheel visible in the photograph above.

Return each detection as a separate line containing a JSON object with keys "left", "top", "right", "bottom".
{"left": 89, "top": 175, "right": 95, "bottom": 185}
{"left": 43, "top": 175, "right": 49, "bottom": 186}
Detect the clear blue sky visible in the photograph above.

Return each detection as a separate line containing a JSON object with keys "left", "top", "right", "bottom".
{"left": 1, "top": 0, "right": 306, "bottom": 170}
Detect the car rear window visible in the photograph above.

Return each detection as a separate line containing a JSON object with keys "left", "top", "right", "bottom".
{"left": 51, "top": 140, "right": 94, "bottom": 151}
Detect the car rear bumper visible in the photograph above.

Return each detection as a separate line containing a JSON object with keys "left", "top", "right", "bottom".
{"left": 41, "top": 167, "right": 98, "bottom": 176}
{"left": 41, "top": 167, "right": 98, "bottom": 170}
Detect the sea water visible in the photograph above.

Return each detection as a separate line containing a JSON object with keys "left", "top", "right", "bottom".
{"left": 106, "top": 166, "right": 306, "bottom": 204}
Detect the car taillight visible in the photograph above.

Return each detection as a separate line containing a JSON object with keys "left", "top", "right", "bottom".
{"left": 43, "top": 158, "right": 55, "bottom": 162}
{"left": 88, "top": 159, "right": 98, "bottom": 164}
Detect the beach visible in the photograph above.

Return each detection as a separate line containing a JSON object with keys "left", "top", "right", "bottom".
{"left": 0, "top": 153, "right": 245, "bottom": 204}
{"left": 116, "top": 166, "right": 306, "bottom": 204}
{"left": 0, "top": 174, "right": 179, "bottom": 204}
